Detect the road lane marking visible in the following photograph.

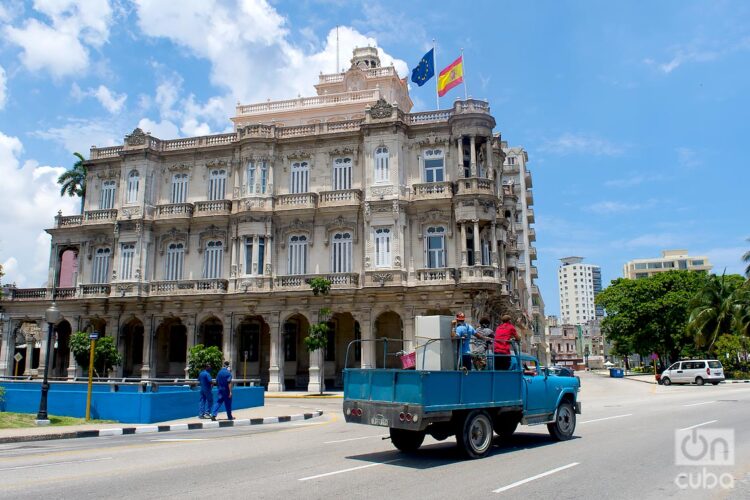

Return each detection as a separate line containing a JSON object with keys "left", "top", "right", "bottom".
{"left": 578, "top": 414, "right": 632, "bottom": 424}
{"left": 683, "top": 401, "right": 716, "bottom": 407}
{"left": 0, "top": 457, "right": 112, "bottom": 472}
{"left": 678, "top": 420, "right": 718, "bottom": 431}
{"left": 324, "top": 435, "right": 389, "bottom": 444}
{"left": 493, "top": 462, "right": 580, "bottom": 493}
{"left": 298, "top": 459, "right": 402, "bottom": 481}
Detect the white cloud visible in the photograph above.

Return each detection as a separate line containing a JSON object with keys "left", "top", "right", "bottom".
{"left": 604, "top": 173, "right": 667, "bottom": 188}
{"left": 0, "top": 65, "right": 6, "bottom": 110}
{"left": 644, "top": 36, "right": 750, "bottom": 74}
{"left": 697, "top": 245, "right": 746, "bottom": 276}
{"left": 676, "top": 147, "right": 701, "bottom": 169}
{"left": 93, "top": 85, "right": 127, "bottom": 113}
{"left": 34, "top": 118, "right": 119, "bottom": 156}
{"left": 136, "top": 118, "right": 179, "bottom": 140}
{"left": 0, "top": 131, "right": 78, "bottom": 287}
{"left": 585, "top": 199, "right": 658, "bottom": 214}
{"left": 539, "top": 132, "right": 626, "bottom": 157}
{"left": 3, "top": 0, "right": 113, "bottom": 78}
{"left": 619, "top": 233, "right": 685, "bottom": 249}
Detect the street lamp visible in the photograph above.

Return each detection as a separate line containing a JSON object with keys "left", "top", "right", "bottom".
{"left": 36, "top": 302, "right": 61, "bottom": 425}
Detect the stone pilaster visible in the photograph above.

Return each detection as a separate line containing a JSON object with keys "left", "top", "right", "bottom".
{"left": 267, "top": 312, "right": 284, "bottom": 391}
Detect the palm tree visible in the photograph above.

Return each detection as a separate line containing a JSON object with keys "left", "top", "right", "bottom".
{"left": 688, "top": 274, "right": 745, "bottom": 353}
{"left": 743, "top": 237, "right": 750, "bottom": 279}
{"left": 57, "top": 152, "right": 87, "bottom": 214}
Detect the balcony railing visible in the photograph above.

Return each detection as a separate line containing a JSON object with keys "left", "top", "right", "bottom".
{"left": 459, "top": 266, "right": 499, "bottom": 283}
{"left": 318, "top": 189, "right": 362, "bottom": 207}
{"left": 527, "top": 207, "right": 535, "bottom": 223}
{"left": 455, "top": 177, "right": 494, "bottom": 196}
{"left": 6, "top": 287, "right": 48, "bottom": 300}
{"left": 194, "top": 200, "right": 232, "bottom": 216}
{"left": 528, "top": 228, "right": 536, "bottom": 242}
{"left": 150, "top": 279, "right": 228, "bottom": 295}
{"left": 525, "top": 189, "right": 534, "bottom": 205}
{"left": 157, "top": 203, "right": 194, "bottom": 218}
{"left": 84, "top": 209, "right": 117, "bottom": 223}
{"left": 412, "top": 181, "right": 453, "bottom": 200}
{"left": 416, "top": 268, "right": 456, "bottom": 284}
{"left": 407, "top": 110, "right": 453, "bottom": 125}
{"left": 455, "top": 99, "right": 490, "bottom": 115}
{"left": 80, "top": 284, "right": 111, "bottom": 297}
{"left": 273, "top": 273, "right": 359, "bottom": 291}
{"left": 56, "top": 215, "right": 83, "bottom": 227}
{"left": 275, "top": 193, "right": 317, "bottom": 210}
{"left": 364, "top": 269, "right": 407, "bottom": 287}
{"left": 236, "top": 89, "right": 380, "bottom": 115}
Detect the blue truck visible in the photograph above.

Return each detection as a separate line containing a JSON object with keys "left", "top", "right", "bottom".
{"left": 343, "top": 345, "right": 581, "bottom": 459}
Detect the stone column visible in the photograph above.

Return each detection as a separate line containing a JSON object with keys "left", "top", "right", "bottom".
{"left": 140, "top": 320, "right": 152, "bottom": 379}
{"left": 184, "top": 318, "right": 195, "bottom": 380}
{"left": 24, "top": 336, "right": 34, "bottom": 375}
{"left": 222, "top": 314, "right": 232, "bottom": 365}
{"left": 0, "top": 319, "right": 10, "bottom": 377}
{"left": 267, "top": 312, "right": 284, "bottom": 391}
{"left": 473, "top": 221, "right": 481, "bottom": 266}
{"left": 307, "top": 348, "right": 324, "bottom": 393}
{"left": 486, "top": 140, "right": 494, "bottom": 181}
{"left": 457, "top": 137, "right": 464, "bottom": 177}
{"left": 359, "top": 316, "right": 375, "bottom": 369}
{"left": 264, "top": 233, "right": 272, "bottom": 275}
{"left": 460, "top": 223, "right": 468, "bottom": 266}
{"left": 36, "top": 320, "right": 49, "bottom": 378}
{"left": 67, "top": 350, "right": 78, "bottom": 379}
{"left": 469, "top": 136, "right": 477, "bottom": 176}
{"left": 491, "top": 222, "right": 499, "bottom": 267}
{"left": 402, "top": 315, "right": 415, "bottom": 352}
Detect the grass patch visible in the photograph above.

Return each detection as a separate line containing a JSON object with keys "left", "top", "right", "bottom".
{"left": 0, "top": 412, "right": 115, "bottom": 429}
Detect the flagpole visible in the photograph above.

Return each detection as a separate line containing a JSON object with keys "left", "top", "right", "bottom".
{"left": 433, "top": 39, "right": 439, "bottom": 110}
{"left": 461, "top": 47, "right": 468, "bottom": 100}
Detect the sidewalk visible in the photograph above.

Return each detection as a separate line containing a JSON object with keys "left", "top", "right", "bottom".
{"left": 592, "top": 369, "right": 750, "bottom": 385}
{"left": 0, "top": 402, "right": 325, "bottom": 444}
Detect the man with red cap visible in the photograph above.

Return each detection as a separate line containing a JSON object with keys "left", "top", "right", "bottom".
{"left": 451, "top": 312, "right": 476, "bottom": 370}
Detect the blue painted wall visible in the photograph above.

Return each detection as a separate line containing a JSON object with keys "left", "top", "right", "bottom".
{"left": 0, "top": 382, "right": 264, "bottom": 423}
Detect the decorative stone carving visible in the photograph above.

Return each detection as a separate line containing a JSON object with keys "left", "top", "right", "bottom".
{"left": 167, "top": 163, "right": 192, "bottom": 172}
{"left": 394, "top": 256, "right": 401, "bottom": 268}
{"left": 96, "top": 169, "right": 119, "bottom": 180}
{"left": 327, "top": 146, "right": 357, "bottom": 158}
{"left": 286, "top": 151, "right": 312, "bottom": 161}
{"left": 125, "top": 127, "right": 147, "bottom": 146}
{"left": 198, "top": 225, "right": 227, "bottom": 252}
{"left": 370, "top": 98, "right": 394, "bottom": 119}
{"left": 416, "top": 135, "right": 450, "bottom": 147}
{"left": 370, "top": 185, "right": 394, "bottom": 198}
{"left": 417, "top": 209, "right": 453, "bottom": 239}
{"left": 364, "top": 202, "right": 371, "bottom": 220}
{"left": 278, "top": 219, "right": 314, "bottom": 247}
{"left": 158, "top": 228, "right": 189, "bottom": 255}
{"left": 372, "top": 272, "right": 393, "bottom": 285}
{"left": 324, "top": 216, "right": 358, "bottom": 245}
{"left": 121, "top": 206, "right": 142, "bottom": 219}
{"left": 243, "top": 198, "right": 269, "bottom": 210}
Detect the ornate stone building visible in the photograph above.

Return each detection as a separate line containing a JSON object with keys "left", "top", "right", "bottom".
{"left": 0, "top": 48, "right": 542, "bottom": 391}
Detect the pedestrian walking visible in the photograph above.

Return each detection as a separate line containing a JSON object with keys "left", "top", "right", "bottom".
{"left": 198, "top": 363, "right": 213, "bottom": 419}
{"left": 211, "top": 361, "right": 234, "bottom": 421}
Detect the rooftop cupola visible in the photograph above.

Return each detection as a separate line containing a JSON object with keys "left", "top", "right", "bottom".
{"left": 351, "top": 46, "right": 380, "bottom": 69}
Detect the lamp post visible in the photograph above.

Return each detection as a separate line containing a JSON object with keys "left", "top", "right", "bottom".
{"left": 36, "top": 302, "right": 61, "bottom": 425}
{"left": 584, "top": 345, "right": 590, "bottom": 369}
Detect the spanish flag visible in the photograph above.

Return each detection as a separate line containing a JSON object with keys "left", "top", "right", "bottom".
{"left": 437, "top": 55, "right": 464, "bottom": 97}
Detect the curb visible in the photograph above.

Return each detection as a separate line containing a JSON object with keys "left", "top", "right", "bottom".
{"left": 0, "top": 410, "right": 324, "bottom": 444}
{"left": 265, "top": 394, "right": 343, "bottom": 399}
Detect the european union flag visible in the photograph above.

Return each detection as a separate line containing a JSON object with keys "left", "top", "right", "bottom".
{"left": 411, "top": 48, "right": 435, "bottom": 87}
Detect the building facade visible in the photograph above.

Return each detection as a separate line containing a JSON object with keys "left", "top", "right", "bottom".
{"left": 557, "top": 256, "right": 602, "bottom": 326}
{"left": 0, "top": 48, "right": 541, "bottom": 391}
{"left": 622, "top": 249, "right": 712, "bottom": 279}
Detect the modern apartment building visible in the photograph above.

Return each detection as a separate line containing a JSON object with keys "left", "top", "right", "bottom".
{"left": 622, "top": 249, "right": 712, "bottom": 279}
{"left": 0, "top": 48, "right": 540, "bottom": 391}
{"left": 557, "top": 256, "right": 603, "bottom": 326}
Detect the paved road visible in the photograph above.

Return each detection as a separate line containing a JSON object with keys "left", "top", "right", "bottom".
{"left": 1, "top": 373, "right": 748, "bottom": 499}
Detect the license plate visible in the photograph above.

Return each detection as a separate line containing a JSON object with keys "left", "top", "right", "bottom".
{"left": 371, "top": 416, "right": 389, "bottom": 427}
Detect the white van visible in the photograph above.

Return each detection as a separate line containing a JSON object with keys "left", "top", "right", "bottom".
{"left": 661, "top": 360, "right": 724, "bottom": 386}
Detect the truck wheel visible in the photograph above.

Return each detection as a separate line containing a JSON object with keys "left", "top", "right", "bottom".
{"left": 493, "top": 415, "right": 520, "bottom": 438}
{"left": 695, "top": 377, "right": 705, "bottom": 386}
{"left": 389, "top": 428, "right": 425, "bottom": 452}
{"left": 547, "top": 402, "right": 576, "bottom": 441}
{"left": 662, "top": 377, "right": 671, "bottom": 386}
{"left": 456, "top": 410, "right": 493, "bottom": 459}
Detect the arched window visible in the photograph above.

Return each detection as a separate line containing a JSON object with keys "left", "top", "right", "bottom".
{"left": 100, "top": 181, "right": 116, "bottom": 209}
{"left": 333, "top": 157, "right": 352, "bottom": 190}
{"left": 287, "top": 234, "right": 308, "bottom": 275}
{"left": 374, "top": 227, "right": 391, "bottom": 268}
{"left": 120, "top": 243, "right": 135, "bottom": 280}
{"left": 259, "top": 161, "right": 268, "bottom": 194}
{"left": 171, "top": 173, "right": 188, "bottom": 204}
{"left": 165, "top": 242, "right": 185, "bottom": 280}
{"left": 203, "top": 240, "right": 223, "bottom": 279}
{"left": 374, "top": 147, "right": 389, "bottom": 183}
{"left": 425, "top": 226, "right": 446, "bottom": 268}
{"left": 331, "top": 232, "right": 352, "bottom": 273}
{"left": 92, "top": 247, "right": 111, "bottom": 283}
{"left": 290, "top": 161, "right": 309, "bottom": 193}
{"left": 208, "top": 169, "right": 226, "bottom": 201}
{"left": 126, "top": 170, "right": 140, "bottom": 203}
{"left": 423, "top": 149, "right": 444, "bottom": 182}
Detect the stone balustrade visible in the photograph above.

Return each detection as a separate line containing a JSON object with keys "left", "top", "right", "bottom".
{"left": 56, "top": 215, "right": 83, "bottom": 227}
{"left": 455, "top": 177, "right": 494, "bottom": 196}
{"left": 79, "top": 284, "right": 111, "bottom": 297}
{"left": 318, "top": 189, "right": 362, "bottom": 207}
{"left": 194, "top": 200, "right": 232, "bottom": 215}
{"left": 407, "top": 110, "right": 453, "bottom": 125}
{"left": 416, "top": 268, "right": 456, "bottom": 283}
{"left": 89, "top": 145, "right": 124, "bottom": 159}
{"left": 275, "top": 193, "right": 317, "bottom": 210}
{"left": 84, "top": 209, "right": 118, "bottom": 223}
{"left": 157, "top": 203, "right": 194, "bottom": 218}
{"left": 459, "top": 266, "right": 499, "bottom": 283}
{"left": 455, "top": 99, "right": 490, "bottom": 114}
{"left": 7, "top": 287, "right": 48, "bottom": 301}
{"left": 236, "top": 89, "right": 380, "bottom": 115}
{"left": 151, "top": 279, "right": 228, "bottom": 295}
{"left": 412, "top": 181, "right": 453, "bottom": 200}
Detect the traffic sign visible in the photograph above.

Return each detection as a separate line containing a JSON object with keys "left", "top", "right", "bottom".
{"left": 650, "top": 352, "right": 659, "bottom": 360}
{"left": 89, "top": 332, "right": 99, "bottom": 340}
{"left": 13, "top": 352, "right": 23, "bottom": 362}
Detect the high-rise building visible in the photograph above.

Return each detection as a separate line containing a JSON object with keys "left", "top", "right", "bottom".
{"left": 557, "top": 256, "right": 602, "bottom": 326}
{"left": 0, "top": 48, "right": 541, "bottom": 390}
{"left": 623, "top": 249, "right": 712, "bottom": 279}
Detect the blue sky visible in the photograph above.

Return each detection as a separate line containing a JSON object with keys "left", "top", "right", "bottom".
{"left": 0, "top": 0, "right": 747, "bottom": 315}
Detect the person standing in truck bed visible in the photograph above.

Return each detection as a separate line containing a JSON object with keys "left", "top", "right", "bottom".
{"left": 452, "top": 312, "right": 476, "bottom": 371}
{"left": 494, "top": 315, "right": 520, "bottom": 370}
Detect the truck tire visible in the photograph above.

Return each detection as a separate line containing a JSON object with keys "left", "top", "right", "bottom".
{"left": 547, "top": 401, "right": 576, "bottom": 441}
{"left": 389, "top": 428, "right": 425, "bottom": 452}
{"left": 493, "top": 414, "right": 520, "bottom": 438}
{"left": 455, "top": 410, "right": 494, "bottom": 459}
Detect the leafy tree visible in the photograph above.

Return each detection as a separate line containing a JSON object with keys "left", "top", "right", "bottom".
{"left": 687, "top": 273, "right": 747, "bottom": 353}
{"left": 187, "top": 344, "right": 224, "bottom": 378}
{"left": 596, "top": 271, "right": 710, "bottom": 364}
{"left": 308, "top": 277, "right": 331, "bottom": 296}
{"left": 714, "top": 333, "right": 749, "bottom": 369}
{"left": 743, "top": 238, "right": 750, "bottom": 279}
{"left": 69, "top": 332, "right": 123, "bottom": 376}
{"left": 57, "top": 152, "right": 88, "bottom": 214}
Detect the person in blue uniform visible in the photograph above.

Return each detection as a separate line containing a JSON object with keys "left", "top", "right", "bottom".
{"left": 451, "top": 312, "right": 476, "bottom": 370}
{"left": 211, "top": 361, "right": 234, "bottom": 421}
{"left": 198, "top": 363, "right": 213, "bottom": 419}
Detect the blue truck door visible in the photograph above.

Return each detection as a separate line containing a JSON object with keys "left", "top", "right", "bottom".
{"left": 523, "top": 371, "right": 548, "bottom": 414}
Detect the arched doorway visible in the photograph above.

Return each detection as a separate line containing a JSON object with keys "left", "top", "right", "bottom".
{"left": 53, "top": 320, "right": 72, "bottom": 378}
{"left": 326, "top": 313, "right": 359, "bottom": 388}
{"left": 155, "top": 317, "right": 187, "bottom": 377}
{"left": 375, "top": 311, "right": 403, "bottom": 369}
{"left": 199, "top": 316, "right": 223, "bottom": 349}
{"left": 121, "top": 318, "right": 144, "bottom": 377}
{"left": 58, "top": 248, "right": 79, "bottom": 288}
{"left": 283, "top": 314, "right": 310, "bottom": 390}
{"left": 236, "top": 316, "right": 270, "bottom": 386}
